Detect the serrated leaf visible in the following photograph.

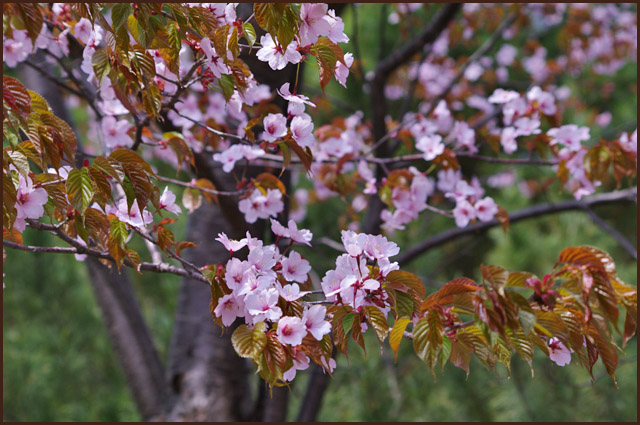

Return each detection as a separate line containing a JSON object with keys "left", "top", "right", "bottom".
{"left": 232, "top": 322, "right": 267, "bottom": 359}
{"left": 389, "top": 317, "right": 411, "bottom": 362}
{"left": 66, "top": 168, "right": 94, "bottom": 214}
{"left": 242, "top": 22, "right": 256, "bottom": 46}
{"left": 109, "top": 217, "right": 128, "bottom": 247}
{"left": 363, "top": 306, "right": 390, "bottom": 344}
{"left": 92, "top": 48, "right": 111, "bottom": 84}
{"left": 387, "top": 270, "right": 426, "bottom": 299}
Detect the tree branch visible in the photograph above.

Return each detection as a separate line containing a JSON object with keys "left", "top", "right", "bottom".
{"left": 582, "top": 206, "right": 637, "bottom": 260}
{"left": 397, "top": 187, "right": 637, "bottom": 266}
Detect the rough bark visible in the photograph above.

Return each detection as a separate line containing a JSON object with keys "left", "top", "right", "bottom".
{"left": 21, "top": 55, "right": 169, "bottom": 421}
{"left": 86, "top": 258, "right": 169, "bottom": 420}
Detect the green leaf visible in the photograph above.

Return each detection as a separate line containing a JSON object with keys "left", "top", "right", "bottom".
{"left": 232, "top": 322, "right": 267, "bottom": 360}
{"left": 66, "top": 168, "right": 94, "bottom": 214}
{"left": 111, "top": 3, "right": 131, "bottom": 30}
{"left": 109, "top": 217, "right": 128, "bottom": 247}
{"left": 242, "top": 22, "right": 257, "bottom": 46}
{"left": 92, "top": 48, "right": 111, "bottom": 84}
{"left": 218, "top": 74, "right": 236, "bottom": 101}
{"left": 363, "top": 306, "right": 390, "bottom": 344}
{"left": 413, "top": 310, "right": 444, "bottom": 373}
{"left": 389, "top": 317, "right": 411, "bottom": 362}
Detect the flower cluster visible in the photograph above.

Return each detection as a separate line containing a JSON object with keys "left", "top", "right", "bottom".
{"left": 321, "top": 231, "right": 399, "bottom": 315}
{"left": 212, "top": 223, "right": 334, "bottom": 381}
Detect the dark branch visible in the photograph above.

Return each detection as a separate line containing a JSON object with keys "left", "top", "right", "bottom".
{"left": 397, "top": 187, "right": 638, "bottom": 266}
{"left": 583, "top": 206, "right": 637, "bottom": 260}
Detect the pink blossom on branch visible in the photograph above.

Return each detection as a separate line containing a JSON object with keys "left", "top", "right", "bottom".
{"left": 256, "top": 33, "right": 302, "bottom": 71}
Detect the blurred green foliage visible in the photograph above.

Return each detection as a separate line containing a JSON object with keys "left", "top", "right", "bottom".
{"left": 3, "top": 3, "right": 637, "bottom": 422}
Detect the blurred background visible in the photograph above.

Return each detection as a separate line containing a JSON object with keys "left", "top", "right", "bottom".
{"left": 3, "top": 3, "right": 637, "bottom": 421}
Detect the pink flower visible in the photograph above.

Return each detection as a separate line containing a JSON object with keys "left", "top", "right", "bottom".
{"left": 299, "top": 3, "right": 331, "bottom": 46}
{"left": 214, "top": 294, "right": 244, "bottom": 326}
{"left": 290, "top": 116, "right": 316, "bottom": 148}
{"left": 270, "top": 218, "right": 290, "bottom": 238}
{"left": 256, "top": 33, "right": 302, "bottom": 71}
{"left": 453, "top": 199, "right": 476, "bottom": 227}
{"left": 334, "top": 52, "right": 354, "bottom": 88}
{"left": 276, "top": 316, "right": 307, "bottom": 346}
{"left": 13, "top": 174, "right": 48, "bottom": 232}
{"left": 416, "top": 134, "right": 445, "bottom": 161}
{"left": 214, "top": 145, "right": 255, "bottom": 173}
{"left": 496, "top": 44, "right": 517, "bottom": 67}
{"left": 488, "top": 88, "right": 520, "bottom": 104}
{"left": 286, "top": 220, "right": 313, "bottom": 246}
{"left": 341, "top": 230, "right": 367, "bottom": 257}
{"left": 500, "top": 127, "right": 519, "bottom": 154}
{"left": 526, "top": 86, "right": 556, "bottom": 115}
{"left": 451, "top": 121, "right": 477, "bottom": 153}
{"left": 73, "top": 18, "right": 93, "bottom": 44}
{"left": 101, "top": 116, "right": 132, "bottom": 148}
{"left": 547, "top": 125, "right": 590, "bottom": 152}
{"left": 324, "top": 9, "right": 349, "bottom": 44}
{"left": 199, "top": 37, "right": 230, "bottom": 78}
{"left": 158, "top": 187, "right": 182, "bottom": 215}
{"left": 280, "top": 251, "right": 311, "bottom": 283}
{"left": 114, "top": 198, "right": 153, "bottom": 228}
{"left": 3, "top": 31, "right": 30, "bottom": 68}
{"left": 245, "top": 288, "right": 283, "bottom": 323}
{"left": 513, "top": 116, "right": 541, "bottom": 137}
{"left": 437, "top": 169, "right": 462, "bottom": 193}
{"left": 271, "top": 219, "right": 313, "bottom": 246}
{"left": 302, "top": 305, "right": 331, "bottom": 340}
{"left": 548, "top": 337, "right": 572, "bottom": 366}
{"left": 224, "top": 257, "right": 250, "bottom": 290}
{"left": 474, "top": 197, "right": 498, "bottom": 222}
{"left": 262, "top": 113, "right": 288, "bottom": 142}
{"left": 595, "top": 112, "right": 612, "bottom": 127}
{"left": 216, "top": 232, "right": 248, "bottom": 253}
{"left": 277, "top": 83, "right": 316, "bottom": 108}
{"left": 278, "top": 283, "right": 310, "bottom": 302}
{"left": 283, "top": 348, "right": 310, "bottom": 381}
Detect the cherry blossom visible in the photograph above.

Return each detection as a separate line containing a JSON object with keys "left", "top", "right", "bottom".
{"left": 302, "top": 305, "right": 331, "bottom": 340}
{"left": 335, "top": 52, "right": 354, "bottom": 88}
{"left": 158, "top": 187, "right": 182, "bottom": 215}
{"left": 547, "top": 125, "right": 590, "bottom": 152}
{"left": 290, "top": 115, "right": 316, "bottom": 148}
{"left": 451, "top": 121, "right": 477, "bottom": 153}
{"left": 213, "top": 144, "right": 266, "bottom": 173}
{"left": 245, "top": 288, "right": 283, "bottom": 324}
{"left": 256, "top": 33, "right": 302, "bottom": 71}
{"left": 278, "top": 283, "right": 310, "bottom": 302}
{"left": 238, "top": 188, "right": 284, "bottom": 223}
{"left": 488, "top": 88, "right": 520, "bottom": 104}
{"left": 283, "top": 348, "right": 310, "bottom": 381}
{"left": 13, "top": 174, "right": 48, "bottom": 232}
{"left": 548, "top": 337, "right": 572, "bottom": 366}
{"left": 101, "top": 116, "right": 132, "bottom": 149}
{"left": 298, "top": 3, "right": 331, "bottom": 46}
{"left": 280, "top": 251, "right": 311, "bottom": 283}
{"left": 416, "top": 134, "right": 445, "bottom": 161}
{"left": 261, "top": 113, "right": 288, "bottom": 142}
{"left": 453, "top": 199, "right": 476, "bottom": 228}
{"left": 214, "top": 294, "right": 244, "bottom": 326}
{"left": 200, "top": 37, "right": 231, "bottom": 78}
{"left": 113, "top": 198, "right": 153, "bottom": 228}
{"left": 276, "top": 316, "right": 307, "bottom": 346}
{"left": 474, "top": 197, "right": 498, "bottom": 222}
{"left": 73, "top": 18, "right": 93, "bottom": 44}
